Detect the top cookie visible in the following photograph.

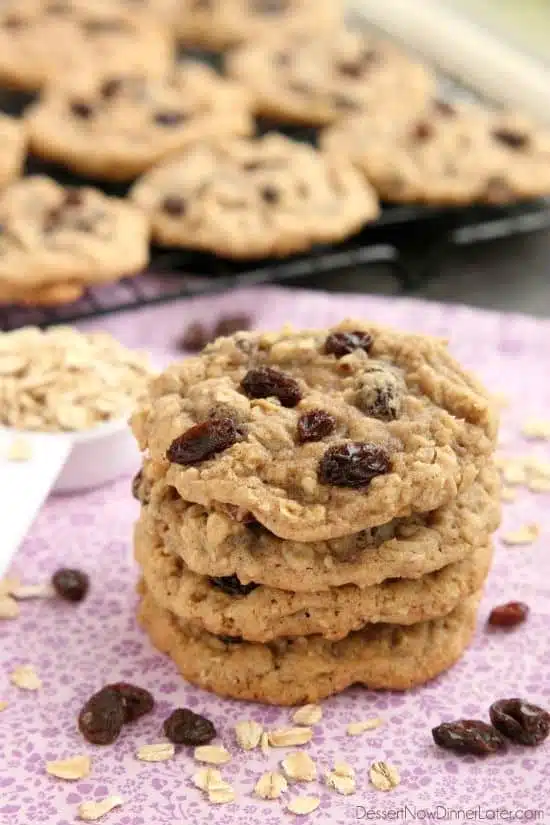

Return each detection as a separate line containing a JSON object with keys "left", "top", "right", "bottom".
{"left": 322, "top": 99, "right": 550, "bottom": 205}
{"left": 131, "top": 322, "right": 498, "bottom": 542}
{"left": 0, "top": 115, "right": 26, "bottom": 191}
{"left": 0, "top": 0, "right": 172, "bottom": 91}
{"left": 175, "top": 0, "right": 342, "bottom": 49}
{"left": 27, "top": 63, "right": 253, "bottom": 181}
{"left": 227, "top": 29, "right": 435, "bottom": 126}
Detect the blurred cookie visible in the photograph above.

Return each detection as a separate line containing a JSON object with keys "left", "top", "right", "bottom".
{"left": 131, "top": 133, "right": 379, "bottom": 257}
{"left": 227, "top": 29, "right": 435, "bottom": 126}
{"left": 27, "top": 63, "right": 253, "bottom": 181}
{"left": 0, "top": 115, "right": 26, "bottom": 190}
{"left": 0, "top": 176, "right": 149, "bottom": 305}
{"left": 0, "top": 0, "right": 171, "bottom": 92}
{"left": 175, "top": 0, "right": 342, "bottom": 49}
{"left": 322, "top": 100, "right": 550, "bottom": 204}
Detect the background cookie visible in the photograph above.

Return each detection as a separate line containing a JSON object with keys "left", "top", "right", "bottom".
{"left": 322, "top": 100, "right": 550, "bottom": 205}
{"left": 0, "top": 115, "right": 26, "bottom": 190}
{"left": 227, "top": 29, "right": 435, "bottom": 126}
{"left": 0, "top": 176, "right": 149, "bottom": 305}
{"left": 27, "top": 63, "right": 253, "bottom": 181}
{"left": 138, "top": 586, "right": 481, "bottom": 704}
{"left": 138, "top": 464, "right": 500, "bottom": 590}
{"left": 131, "top": 322, "right": 498, "bottom": 541}
{"left": 136, "top": 520, "right": 493, "bottom": 641}
{"left": 131, "top": 134, "right": 379, "bottom": 257}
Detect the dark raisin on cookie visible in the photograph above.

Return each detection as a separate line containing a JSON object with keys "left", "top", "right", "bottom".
{"left": 100, "top": 77, "right": 123, "bottom": 98}
{"left": 78, "top": 687, "right": 126, "bottom": 745}
{"left": 70, "top": 100, "right": 94, "bottom": 119}
{"left": 167, "top": 418, "right": 246, "bottom": 466}
{"left": 164, "top": 708, "right": 217, "bottom": 745}
{"left": 432, "top": 720, "right": 507, "bottom": 755}
{"left": 161, "top": 195, "right": 186, "bottom": 216}
{"left": 324, "top": 330, "right": 373, "bottom": 357}
{"left": 318, "top": 442, "right": 391, "bottom": 488}
{"left": 154, "top": 110, "right": 187, "bottom": 127}
{"left": 209, "top": 574, "right": 259, "bottom": 596}
{"left": 214, "top": 314, "right": 252, "bottom": 338}
{"left": 218, "top": 634, "right": 244, "bottom": 644}
{"left": 412, "top": 120, "right": 434, "bottom": 142}
{"left": 297, "top": 410, "right": 336, "bottom": 443}
{"left": 177, "top": 321, "right": 211, "bottom": 352}
{"left": 63, "top": 188, "right": 84, "bottom": 208}
{"left": 356, "top": 380, "right": 401, "bottom": 421}
{"left": 260, "top": 185, "right": 279, "bottom": 203}
{"left": 434, "top": 99, "right": 456, "bottom": 116}
{"left": 491, "top": 128, "right": 529, "bottom": 150}
{"left": 131, "top": 469, "right": 143, "bottom": 501}
{"left": 337, "top": 60, "right": 362, "bottom": 78}
{"left": 489, "top": 699, "right": 550, "bottom": 746}
{"left": 106, "top": 682, "right": 155, "bottom": 723}
{"left": 241, "top": 366, "right": 302, "bottom": 407}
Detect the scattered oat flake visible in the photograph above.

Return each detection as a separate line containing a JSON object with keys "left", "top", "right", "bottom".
{"left": 525, "top": 457, "right": 550, "bottom": 479}
{"left": 46, "top": 755, "right": 91, "bottom": 780}
{"left": 6, "top": 437, "right": 32, "bottom": 462}
{"left": 260, "top": 731, "right": 270, "bottom": 756}
{"left": 137, "top": 742, "right": 175, "bottom": 762}
{"left": 11, "top": 582, "right": 54, "bottom": 600}
{"left": 208, "top": 781, "right": 235, "bottom": 805}
{"left": 235, "top": 719, "right": 263, "bottom": 750}
{"left": 282, "top": 751, "right": 317, "bottom": 782}
{"left": 521, "top": 418, "right": 550, "bottom": 439}
{"left": 369, "top": 761, "right": 400, "bottom": 791}
{"left": 78, "top": 796, "right": 124, "bottom": 821}
{"left": 346, "top": 718, "right": 383, "bottom": 736}
{"left": 501, "top": 524, "right": 540, "bottom": 546}
{"left": 0, "top": 701, "right": 8, "bottom": 712}
{"left": 0, "top": 595, "right": 20, "bottom": 619}
{"left": 500, "top": 486, "right": 517, "bottom": 502}
{"left": 325, "top": 762, "right": 356, "bottom": 795}
{"left": 193, "top": 768, "right": 223, "bottom": 792}
{"left": 194, "top": 745, "right": 231, "bottom": 765}
{"left": 268, "top": 727, "right": 313, "bottom": 747}
{"left": 292, "top": 705, "right": 323, "bottom": 726}
{"left": 10, "top": 664, "right": 42, "bottom": 690}
{"left": 287, "top": 796, "right": 321, "bottom": 816}
{"left": 527, "top": 477, "right": 550, "bottom": 493}
{"left": 255, "top": 771, "right": 288, "bottom": 800}
{"left": 502, "top": 463, "right": 527, "bottom": 485}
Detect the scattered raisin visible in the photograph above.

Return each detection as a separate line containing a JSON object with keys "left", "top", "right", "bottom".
{"left": 297, "top": 410, "right": 336, "bottom": 443}
{"left": 100, "top": 77, "right": 122, "bottom": 98}
{"left": 356, "top": 379, "right": 401, "bottom": 421}
{"left": 154, "top": 110, "right": 186, "bottom": 127}
{"left": 163, "top": 708, "right": 217, "bottom": 746}
{"left": 337, "top": 60, "right": 362, "bottom": 78}
{"left": 209, "top": 574, "right": 259, "bottom": 596}
{"left": 434, "top": 99, "right": 456, "bottom": 116}
{"left": 318, "top": 442, "right": 391, "bottom": 488}
{"left": 241, "top": 366, "right": 301, "bottom": 407}
{"left": 218, "top": 634, "right": 244, "bottom": 644}
{"left": 177, "top": 321, "right": 211, "bottom": 352}
{"left": 166, "top": 418, "right": 246, "bottom": 466}
{"left": 492, "top": 128, "right": 529, "bottom": 150}
{"left": 260, "top": 185, "right": 279, "bottom": 203}
{"left": 106, "top": 682, "right": 154, "bottom": 723}
{"left": 324, "top": 330, "right": 373, "bottom": 357}
{"left": 70, "top": 101, "right": 94, "bottom": 119}
{"left": 52, "top": 568, "right": 89, "bottom": 602}
{"left": 432, "top": 720, "right": 507, "bottom": 755}
{"left": 214, "top": 314, "right": 252, "bottom": 337}
{"left": 487, "top": 601, "right": 529, "bottom": 628}
{"left": 489, "top": 699, "right": 550, "bottom": 746}
{"left": 78, "top": 688, "right": 125, "bottom": 745}
{"left": 162, "top": 195, "right": 186, "bottom": 216}
{"left": 412, "top": 120, "right": 434, "bottom": 141}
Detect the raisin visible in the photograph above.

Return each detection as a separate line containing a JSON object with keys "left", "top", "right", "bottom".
{"left": 318, "top": 442, "right": 391, "bottom": 488}
{"left": 324, "top": 330, "right": 373, "bottom": 357}
{"left": 241, "top": 366, "right": 301, "bottom": 407}
{"left": 131, "top": 469, "right": 143, "bottom": 501}
{"left": 70, "top": 101, "right": 94, "bottom": 119}
{"left": 100, "top": 77, "right": 122, "bottom": 98}
{"left": 297, "top": 410, "right": 336, "bottom": 443}
{"left": 489, "top": 699, "right": 550, "bottom": 746}
{"left": 214, "top": 313, "right": 252, "bottom": 338}
{"left": 260, "top": 185, "right": 279, "bottom": 203}
{"left": 177, "top": 321, "right": 211, "bottom": 352}
{"left": 337, "top": 60, "right": 362, "bottom": 78}
{"left": 218, "top": 634, "right": 244, "bottom": 644}
{"left": 52, "top": 568, "right": 89, "bottom": 602}
{"left": 162, "top": 195, "right": 186, "bottom": 216}
{"left": 432, "top": 720, "right": 507, "bottom": 755}
{"left": 2, "top": 15, "right": 26, "bottom": 29}
{"left": 356, "top": 379, "right": 401, "bottom": 421}
{"left": 492, "top": 128, "right": 529, "bottom": 150}
{"left": 154, "top": 110, "right": 186, "bottom": 127}
{"left": 163, "top": 708, "right": 217, "bottom": 746}
{"left": 78, "top": 688, "right": 125, "bottom": 745}
{"left": 487, "top": 601, "right": 529, "bottom": 627}
{"left": 434, "top": 99, "right": 456, "bottom": 116}
{"left": 209, "top": 574, "right": 259, "bottom": 596}
{"left": 166, "top": 418, "right": 245, "bottom": 466}
{"left": 63, "top": 188, "right": 84, "bottom": 208}
{"left": 106, "top": 682, "right": 154, "bottom": 723}
{"left": 412, "top": 120, "right": 434, "bottom": 142}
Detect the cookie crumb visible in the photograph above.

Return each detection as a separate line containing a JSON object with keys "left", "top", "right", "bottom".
{"left": 235, "top": 719, "right": 263, "bottom": 750}
{"left": 501, "top": 524, "right": 540, "bottom": 546}
{"left": 521, "top": 418, "right": 550, "bottom": 440}
{"left": 6, "top": 437, "right": 32, "bottom": 462}
{"left": 78, "top": 796, "right": 124, "bottom": 821}
{"left": 369, "top": 761, "right": 400, "bottom": 791}
{"left": 0, "top": 596, "right": 20, "bottom": 619}
{"left": 194, "top": 745, "right": 231, "bottom": 765}
{"left": 0, "top": 701, "right": 8, "bottom": 712}
{"left": 137, "top": 742, "right": 175, "bottom": 762}
{"left": 325, "top": 762, "right": 356, "bottom": 795}
{"left": 10, "top": 664, "right": 42, "bottom": 690}
{"left": 287, "top": 796, "right": 321, "bottom": 815}
{"left": 291, "top": 704, "right": 323, "bottom": 726}
{"left": 282, "top": 751, "right": 317, "bottom": 782}
{"left": 346, "top": 718, "right": 383, "bottom": 736}
{"left": 254, "top": 771, "right": 288, "bottom": 800}
{"left": 268, "top": 727, "right": 313, "bottom": 747}
{"left": 46, "top": 755, "right": 91, "bottom": 780}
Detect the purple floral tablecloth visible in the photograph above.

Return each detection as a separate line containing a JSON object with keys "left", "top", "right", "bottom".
{"left": 1, "top": 287, "right": 550, "bottom": 825}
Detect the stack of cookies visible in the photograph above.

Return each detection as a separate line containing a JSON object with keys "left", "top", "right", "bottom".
{"left": 131, "top": 321, "right": 500, "bottom": 705}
